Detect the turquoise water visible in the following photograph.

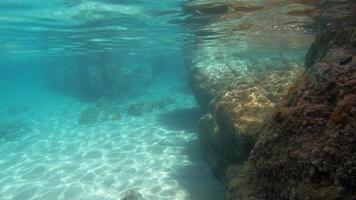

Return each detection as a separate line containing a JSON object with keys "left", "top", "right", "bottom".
{"left": 0, "top": 80, "right": 223, "bottom": 200}
{"left": 0, "top": 1, "right": 225, "bottom": 199}
{"left": 0, "top": 0, "right": 317, "bottom": 199}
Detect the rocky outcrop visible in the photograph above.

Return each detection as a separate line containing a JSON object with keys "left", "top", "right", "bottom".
{"left": 78, "top": 98, "right": 121, "bottom": 125}
{"left": 228, "top": 1, "right": 356, "bottom": 199}
{"left": 196, "top": 64, "right": 302, "bottom": 179}
{"left": 121, "top": 190, "right": 143, "bottom": 200}
{"left": 185, "top": 0, "right": 314, "bottom": 180}
{"left": 46, "top": 58, "right": 153, "bottom": 100}
{"left": 187, "top": 0, "right": 356, "bottom": 199}
{"left": 127, "top": 97, "right": 175, "bottom": 116}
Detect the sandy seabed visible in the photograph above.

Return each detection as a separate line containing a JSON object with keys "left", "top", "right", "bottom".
{"left": 0, "top": 81, "right": 225, "bottom": 200}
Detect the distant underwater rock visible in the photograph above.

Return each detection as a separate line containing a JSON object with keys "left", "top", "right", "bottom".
{"left": 120, "top": 190, "right": 143, "bottom": 200}
{"left": 78, "top": 98, "right": 121, "bottom": 125}
{"left": 0, "top": 121, "right": 32, "bottom": 141}
{"left": 5, "top": 105, "right": 30, "bottom": 116}
{"left": 46, "top": 62, "right": 153, "bottom": 100}
{"left": 127, "top": 101, "right": 154, "bottom": 116}
{"left": 127, "top": 97, "right": 175, "bottom": 116}
{"left": 78, "top": 107, "right": 105, "bottom": 125}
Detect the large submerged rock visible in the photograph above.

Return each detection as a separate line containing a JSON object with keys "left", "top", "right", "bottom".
{"left": 78, "top": 98, "right": 121, "bottom": 125}
{"left": 186, "top": 0, "right": 356, "bottom": 199}
{"left": 196, "top": 63, "right": 302, "bottom": 178}
{"left": 120, "top": 190, "right": 143, "bottom": 200}
{"left": 231, "top": 1, "right": 356, "bottom": 199}
{"left": 46, "top": 57, "right": 153, "bottom": 100}
{"left": 127, "top": 97, "right": 175, "bottom": 116}
{"left": 185, "top": 0, "right": 314, "bottom": 179}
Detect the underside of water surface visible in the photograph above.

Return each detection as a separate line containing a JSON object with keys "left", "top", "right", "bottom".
{"left": 1, "top": 0, "right": 355, "bottom": 200}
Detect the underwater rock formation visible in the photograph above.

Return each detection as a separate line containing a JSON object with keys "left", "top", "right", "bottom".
{"left": 0, "top": 121, "right": 32, "bottom": 141}
{"left": 184, "top": 0, "right": 315, "bottom": 181}
{"left": 187, "top": 0, "right": 356, "bottom": 199}
{"left": 47, "top": 61, "right": 153, "bottom": 100}
{"left": 127, "top": 97, "right": 175, "bottom": 116}
{"left": 78, "top": 98, "right": 121, "bottom": 125}
{"left": 5, "top": 105, "right": 29, "bottom": 116}
{"left": 195, "top": 63, "right": 302, "bottom": 179}
{"left": 186, "top": 22, "right": 307, "bottom": 178}
{"left": 121, "top": 190, "right": 143, "bottom": 200}
{"left": 229, "top": 1, "right": 356, "bottom": 199}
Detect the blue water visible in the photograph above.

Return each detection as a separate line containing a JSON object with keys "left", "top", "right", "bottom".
{"left": 0, "top": 1, "right": 225, "bottom": 199}
{"left": 0, "top": 0, "right": 317, "bottom": 199}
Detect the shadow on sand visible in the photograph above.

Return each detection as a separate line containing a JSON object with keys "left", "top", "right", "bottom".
{"left": 157, "top": 107, "right": 203, "bottom": 132}
{"left": 171, "top": 139, "right": 226, "bottom": 200}
{"left": 157, "top": 107, "right": 226, "bottom": 199}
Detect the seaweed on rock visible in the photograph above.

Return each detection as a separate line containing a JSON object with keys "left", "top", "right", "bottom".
{"left": 231, "top": 1, "right": 356, "bottom": 199}
{"left": 185, "top": 0, "right": 356, "bottom": 199}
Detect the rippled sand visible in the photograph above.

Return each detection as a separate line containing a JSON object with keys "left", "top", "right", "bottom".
{"left": 0, "top": 82, "right": 224, "bottom": 200}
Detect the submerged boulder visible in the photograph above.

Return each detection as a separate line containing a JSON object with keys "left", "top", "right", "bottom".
{"left": 231, "top": 1, "right": 356, "bottom": 199}
{"left": 79, "top": 107, "right": 106, "bottom": 125}
{"left": 78, "top": 98, "right": 121, "bottom": 125}
{"left": 120, "top": 190, "right": 143, "bottom": 200}
{"left": 186, "top": 35, "right": 304, "bottom": 179}
{"left": 127, "top": 97, "right": 175, "bottom": 116}
{"left": 184, "top": 1, "right": 356, "bottom": 200}
{"left": 196, "top": 65, "right": 302, "bottom": 179}
{"left": 5, "top": 105, "right": 30, "bottom": 116}
{"left": 46, "top": 62, "right": 154, "bottom": 100}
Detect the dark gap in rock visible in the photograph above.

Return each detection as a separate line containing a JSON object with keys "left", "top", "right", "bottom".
{"left": 339, "top": 56, "right": 352, "bottom": 65}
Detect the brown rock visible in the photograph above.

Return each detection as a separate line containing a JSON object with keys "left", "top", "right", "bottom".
{"left": 233, "top": 1, "right": 356, "bottom": 199}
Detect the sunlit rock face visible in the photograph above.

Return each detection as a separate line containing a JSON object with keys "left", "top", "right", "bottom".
{"left": 231, "top": 1, "right": 356, "bottom": 199}
{"left": 184, "top": 0, "right": 316, "bottom": 180}
{"left": 194, "top": 58, "right": 303, "bottom": 178}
